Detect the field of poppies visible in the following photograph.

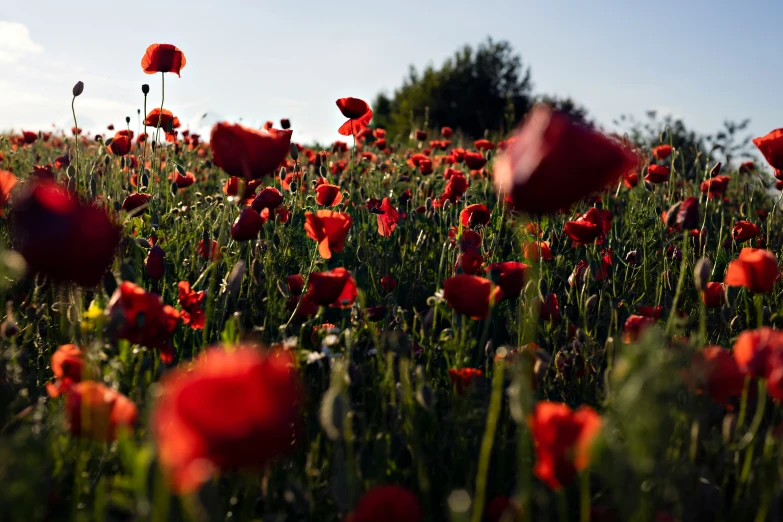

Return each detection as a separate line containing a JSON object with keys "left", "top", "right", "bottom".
{"left": 4, "top": 42, "right": 783, "bottom": 522}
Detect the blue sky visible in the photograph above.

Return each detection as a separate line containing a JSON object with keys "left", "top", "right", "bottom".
{"left": 0, "top": 0, "right": 780, "bottom": 148}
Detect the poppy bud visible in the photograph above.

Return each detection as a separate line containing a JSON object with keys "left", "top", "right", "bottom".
{"left": 425, "top": 197, "right": 432, "bottom": 210}
{"left": 665, "top": 202, "right": 681, "bottom": 229}
{"left": 145, "top": 245, "right": 165, "bottom": 280}
{"left": 289, "top": 143, "right": 299, "bottom": 161}
{"left": 125, "top": 116, "right": 131, "bottom": 124}
{"left": 625, "top": 250, "right": 638, "bottom": 265}
{"left": 676, "top": 197, "right": 699, "bottom": 230}
{"left": 72, "top": 81, "right": 84, "bottom": 97}
{"left": 142, "top": 84, "right": 149, "bottom": 94}
{"left": 694, "top": 257, "right": 712, "bottom": 292}
{"left": 279, "top": 167, "right": 287, "bottom": 180}
{"left": 442, "top": 199, "right": 451, "bottom": 211}
{"left": 709, "top": 161, "right": 722, "bottom": 178}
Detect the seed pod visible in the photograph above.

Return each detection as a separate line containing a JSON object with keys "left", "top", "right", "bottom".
{"left": 694, "top": 257, "right": 712, "bottom": 292}
{"left": 289, "top": 143, "right": 299, "bottom": 160}
{"left": 72, "top": 81, "right": 84, "bottom": 97}
{"left": 279, "top": 167, "right": 287, "bottom": 180}
{"left": 141, "top": 84, "right": 149, "bottom": 95}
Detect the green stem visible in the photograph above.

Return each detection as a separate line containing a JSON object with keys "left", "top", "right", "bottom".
{"left": 470, "top": 362, "right": 505, "bottom": 522}
{"left": 71, "top": 97, "right": 80, "bottom": 178}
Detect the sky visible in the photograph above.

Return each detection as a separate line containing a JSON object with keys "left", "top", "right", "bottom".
{"left": 0, "top": 0, "right": 781, "bottom": 148}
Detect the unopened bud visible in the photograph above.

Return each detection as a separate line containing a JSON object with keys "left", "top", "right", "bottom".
{"left": 694, "top": 257, "right": 712, "bottom": 292}
{"left": 72, "top": 81, "right": 84, "bottom": 97}
{"left": 125, "top": 116, "right": 131, "bottom": 124}
{"left": 425, "top": 197, "right": 432, "bottom": 210}
{"left": 710, "top": 161, "right": 722, "bottom": 178}
{"left": 289, "top": 143, "right": 299, "bottom": 160}
{"left": 141, "top": 84, "right": 149, "bottom": 95}
{"left": 665, "top": 202, "right": 681, "bottom": 229}
{"left": 279, "top": 167, "right": 287, "bottom": 180}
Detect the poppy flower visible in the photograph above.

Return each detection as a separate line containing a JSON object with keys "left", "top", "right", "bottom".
{"left": 485, "top": 261, "right": 530, "bottom": 299}
{"left": 363, "top": 306, "right": 387, "bottom": 322}
{"left": 375, "top": 138, "right": 387, "bottom": 149}
{"left": 441, "top": 126, "right": 453, "bottom": 138}
{"left": 107, "top": 282, "right": 180, "bottom": 362}
{"left": 652, "top": 144, "right": 673, "bottom": 160}
{"left": 64, "top": 381, "right": 138, "bottom": 441}
{"left": 637, "top": 305, "right": 663, "bottom": 320}
{"left": 108, "top": 133, "right": 132, "bottom": 156}
{"left": 529, "top": 401, "right": 601, "bottom": 490}
{"left": 336, "top": 97, "right": 373, "bottom": 136}
{"left": 441, "top": 171, "right": 469, "bottom": 203}
{"left": 443, "top": 274, "right": 503, "bottom": 319}
{"left": 347, "top": 485, "right": 423, "bottom": 522}
{"left": 211, "top": 122, "right": 293, "bottom": 180}
{"left": 494, "top": 105, "right": 636, "bottom": 215}
{"left": 674, "top": 197, "right": 699, "bottom": 231}
{"left": 252, "top": 187, "right": 284, "bottom": 212}
{"left": 31, "top": 165, "right": 55, "bottom": 181}
{"left": 377, "top": 198, "right": 399, "bottom": 237}
{"left": 523, "top": 240, "right": 553, "bottom": 262}
{"left": 286, "top": 274, "right": 304, "bottom": 296}
{"left": 622, "top": 314, "right": 655, "bottom": 343}
{"left": 231, "top": 208, "right": 265, "bottom": 241}
{"left": 460, "top": 203, "right": 491, "bottom": 227}
{"left": 700, "top": 175, "right": 730, "bottom": 196}
{"left": 644, "top": 164, "right": 670, "bottom": 184}
{"left": 752, "top": 128, "right": 783, "bottom": 170}
{"left": 733, "top": 328, "right": 783, "bottom": 399}
{"left": 464, "top": 151, "right": 487, "bottom": 170}
{"left": 533, "top": 293, "right": 560, "bottom": 322}
{"left": 198, "top": 239, "right": 222, "bottom": 261}
{"left": 724, "top": 248, "right": 778, "bottom": 294}
{"left": 474, "top": 139, "right": 495, "bottom": 151}
{"left": 168, "top": 170, "right": 196, "bottom": 188}
{"left": 177, "top": 281, "right": 206, "bottom": 329}
{"left": 315, "top": 184, "right": 343, "bottom": 206}
{"left": 702, "top": 282, "right": 726, "bottom": 308}
{"left": 144, "top": 108, "right": 178, "bottom": 129}
{"left": 305, "top": 210, "right": 353, "bottom": 259}
{"left": 275, "top": 206, "right": 290, "bottom": 223}
{"left": 223, "top": 177, "right": 261, "bottom": 202}
{"left": 689, "top": 346, "right": 745, "bottom": 407}
{"left": 739, "top": 161, "right": 756, "bottom": 174}
{"left": 306, "top": 267, "right": 358, "bottom": 308}
{"left": 153, "top": 347, "right": 301, "bottom": 493}
{"left": 145, "top": 245, "right": 166, "bottom": 280}
{"left": 623, "top": 172, "right": 639, "bottom": 188}
{"left": 46, "top": 344, "right": 84, "bottom": 398}
{"left": 564, "top": 207, "right": 609, "bottom": 245}
{"left": 122, "top": 192, "right": 152, "bottom": 216}
{"left": 381, "top": 273, "right": 397, "bottom": 292}
{"left": 22, "top": 131, "right": 37, "bottom": 144}
{"left": 448, "top": 368, "right": 483, "bottom": 394}
{"left": 732, "top": 221, "right": 760, "bottom": 243}
{"left": 0, "top": 170, "right": 17, "bottom": 209}
{"left": 456, "top": 248, "right": 484, "bottom": 275}
{"left": 418, "top": 159, "right": 434, "bottom": 175}
{"left": 141, "top": 43, "right": 186, "bottom": 76}
{"left": 12, "top": 181, "right": 120, "bottom": 287}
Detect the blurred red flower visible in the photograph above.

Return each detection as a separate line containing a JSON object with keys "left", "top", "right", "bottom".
{"left": 12, "top": 181, "right": 120, "bottom": 287}
{"left": 689, "top": 346, "right": 746, "bottom": 407}
{"left": 178, "top": 281, "right": 206, "bottom": 330}
{"left": 474, "top": 139, "right": 495, "bottom": 151}
{"left": 443, "top": 274, "right": 503, "bottom": 319}
{"left": 347, "top": 485, "right": 423, "bottom": 522}
{"left": 141, "top": 43, "right": 186, "bottom": 76}
{"left": 381, "top": 273, "right": 397, "bottom": 292}
{"left": 336, "top": 97, "right": 373, "bottom": 136}
{"left": 377, "top": 197, "right": 399, "bottom": 237}
{"left": 448, "top": 368, "right": 483, "bottom": 394}
{"left": 145, "top": 245, "right": 166, "bottom": 280}
{"left": 122, "top": 192, "right": 152, "bottom": 216}
{"left": 636, "top": 305, "right": 663, "bottom": 320}
{"left": 752, "top": 128, "right": 783, "bottom": 170}
{"left": 46, "top": 344, "right": 84, "bottom": 398}
{"left": 460, "top": 203, "right": 491, "bottom": 227}
{"left": 485, "top": 261, "right": 530, "bottom": 299}
{"left": 652, "top": 144, "right": 673, "bottom": 160}
{"left": 441, "top": 126, "right": 453, "bottom": 138}
{"left": 0, "top": 170, "right": 17, "bottom": 210}
{"left": 732, "top": 220, "right": 760, "bottom": 243}
{"left": 702, "top": 282, "right": 726, "bottom": 308}
{"left": 622, "top": 314, "right": 655, "bottom": 343}
{"left": 306, "top": 267, "right": 358, "bottom": 308}
{"left": 564, "top": 208, "right": 611, "bottom": 245}
{"left": 252, "top": 187, "right": 284, "bottom": 212}
{"left": 464, "top": 151, "right": 487, "bottom": 170}
{"left": 287, "top": 274, "right": 304, "bottom": 296}
{"left": 523, "top": 240, "right": 553, "bottom": 262}
{"left": 144, "top": 108, "right": 178, "bottom": 129}
{"left": 305, "top": 210, "right": 353, "bottom": 259}
{"left": 168, "top": 170, "right": 196, "bottom": 188}
{"left": 153, "top": 347, "right": 301, "bottom": 493}
{"left": 65, "top": 381, "right": 138, "bottom": 441}
{"left": 529, "top": 401, "right": 601, "bottom": 490}
{"left": 724, "top": 248, "right": 778, "bottom": 293}
{"left": 316, "top": 184, "right": 343, "bottom": 206}
{"left": 533, "top": 293, "right": 560, "bottom": 322}
{"left": 644, "top": 164, "right": 670, "bottom": 184}
{"left": 231, "top": 207, "right": 266, "bottom": 241}
{"left": 494, "top": 105, "right": 636, "bottom": 215}
{"left": 211, "top": 122, "right": 293, "bottom": 180}
{"left": 198, "top": 239, "right": 222, "bottom": 261}
{"left": 108, "top": 133, "right": 132, "bottom": 156}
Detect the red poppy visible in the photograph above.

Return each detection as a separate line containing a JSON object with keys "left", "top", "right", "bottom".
{"left": 636, "top": 305, "right": 663, "bottom": 319}
{"left": 107, "top": 282, "right": 180, "bottom": 362}
{"left": 306, "top": 267, "right": 358, "bottom": 308}
{"left": 336, "top": 97, "right": 373, "bottom": 136}
{"left": 144, "top": 108, "right": 178, "bottom": 129}
{"left": 724, "top": 248, "right": 778, "bottom": 294}
{"left": 443, "top": 274, "right": 503, "bottom": 319}
{"left": 177, "top": 281, "right": 206, "bottom": 330}
{"left": 315, "top": 184, "right": 343, "bottom": 206}
{"left": 456, "top": 248, "right": 484, "bottom": 275}
{"left": 700, "top": 175, "right": 730, "bottom": 196}
{"left": 198, "top": 239, "right": 222, "bottom": 261}
{"left": 373, "top": 128, "right": 386, "bottom": 139}
{"left": 108, "top": 133, "right": 132, "bottom": 156}
{"left": 460, "top": 203, "right": 491, "bottom": 227}
{"left": 46, "top": 344, "right": 84, "bottom": 398}
{"left": 441, "top": 126, "right": 453, "bottom": 138}
{"left": 474, "top": 139, "right": 495, "bottom": 151}
{"left": 252, "top": 187, "right": 284, "bottom": 212}
{"left": 644, "top": 164, "right": 670, "bottom": 184}
{"left": 275, "top": 205, "right": 290, "bottom": 223}
{"left": 702, "top": 282, "right": 725, "bottom": 308}
{"left": 464, "top": 151, "right": 487, "bottom": 170}
{"left": 31, "top": 165, "right": 55, "bottom": 181}
{"left": 168, "top": 170, "right": 196, "bottom": 188}
{"left": 211, "top": 122, "right": 293, "bottom": 180}
{"left": 305, "top": 210, "right": 353, "bottom": 259}
{"left": 533, "top": 293, "right": 560, "bottom": 322}
{"left": 65, "top": 381, "right": 138, "bottom": 441}
{"left": 145, "top": 245, "right": 166, "bottom": 280}
{"left": 752, "top": 128, "right": 783, "bottom": 170}
{"left": 689, "top": 346, "right": 746, "bottom": 407}
{"left": 287, "top": 274, "right": 304, "bottom": 296}
{"left": 141, "top": 43, "right": 186, "bottom": 76}
{"left": 377, "top": 198, "right": 399, "bottom": 237}
{"left": 623, "top": 172, "right": 639, "bottom": 188}
{"left": 529, "top": 402, "right": 601, "bottom": 490}
{"left": 12, "top": 181, "right": 120, "bottom": 287}
{"left": 652, "top": 144, "right": 673, "bottom": 160}
{"left": 381, "top": 273, "right": 397, "bottom": 292}
{"left": 418, "top": 158, "right": 434, "bottom": 175}
{"left": 732, "top": 221, "right": 760, "bottom": 243}
{"left": 414, "top": 129, "right": 427, "bottom": 141}
{"left": 564, "top": 207, "right": 610, "bottom": 245}
{"left": 153, "top": 347, "right": 301, "bottom": 493}
{"left": 523, "top": 240, "right": 553, "bottom": 262}
{"left": 494, "top": 105, "right": 636, "bottom": 215}
{"left": 22, "top": 131, "right": 37, "bottom": 144}
{"left": 448, "top": 368, "right": 483, "bottom": 394}
{"left": 375, "top": 138, "right": 387, "bottom": 149}
{"left": 122, "top": 192, "right": 152, "bottom": 216}
{"left": 347, "top": 485, "right": 423, "bottom": 522}
{"left": 622, "top": 314, "right": 655, "bottom": 343}
{"left": 485, "top": 261, "right": 530, "bottom": 299}
{"left": 739, "top": 161, "right": 756, "bottom": 174}
{"left": 231, "top": 207, "right": 266, "bottom": 241}
{"left": 0, "top": 170, "right": 17, "bottom": 209}
{"left": 441, "top": 171, "right": 469, "bottom": 203}
{"left": 733, "top": 328, "right": 783, "bottom": 399}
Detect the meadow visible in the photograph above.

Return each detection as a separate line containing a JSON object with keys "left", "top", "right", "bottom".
{"left": 2, "top": 42, "right": 783, "bottom": 522}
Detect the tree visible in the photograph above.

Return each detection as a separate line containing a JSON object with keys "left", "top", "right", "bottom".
{"left": 372, "top": 38, "right": 534, "bottom": 139}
